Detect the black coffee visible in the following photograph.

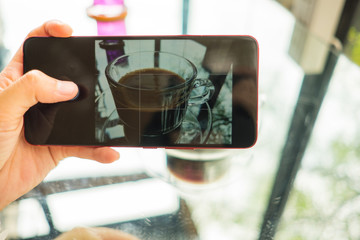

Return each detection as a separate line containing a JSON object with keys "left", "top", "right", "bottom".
{"left": 166, "top": 156, "right": 229, "bottom": 184}
{"left": 119, "top": 68, "right": 185, "bottom": 91}
{"left": 109, "top": 68, "right": 190, "bottom": 143}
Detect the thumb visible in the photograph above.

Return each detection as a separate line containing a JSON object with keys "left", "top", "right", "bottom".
{"left": 0, "top": 70, "right": 78, "bottom": 128}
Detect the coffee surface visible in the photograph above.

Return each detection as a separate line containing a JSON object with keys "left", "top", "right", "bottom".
{"left": 118, "top": 68, "right": 185, "bottom": 90}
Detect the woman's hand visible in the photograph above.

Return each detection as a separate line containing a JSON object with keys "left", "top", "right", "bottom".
{"left": 0, "top": 20, "right": 120, "bottom": 210}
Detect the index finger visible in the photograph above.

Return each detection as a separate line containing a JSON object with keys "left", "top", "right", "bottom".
{"left": 27, "top": 20, "right": 73, "bottom": 38}
{"left": 2, "top": 20, "right": 73, "bottom": 81}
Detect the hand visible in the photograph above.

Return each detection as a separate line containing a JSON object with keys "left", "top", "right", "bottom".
{"left": 55, "top": 227, "right": 140, "bottom": 240}
{"left": 0, "top": 20, "right": 120, "bottom": 210}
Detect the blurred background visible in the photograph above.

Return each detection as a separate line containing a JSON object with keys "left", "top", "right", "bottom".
{"left": 1, "top": 0, "right": 360, "bottom": 239}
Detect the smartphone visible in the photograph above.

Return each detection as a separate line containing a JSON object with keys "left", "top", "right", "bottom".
{"left": 23, "top": 35, "right": 258, "bottom": 149}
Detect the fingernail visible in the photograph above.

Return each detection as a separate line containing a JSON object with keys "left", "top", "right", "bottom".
{"left": 52, "top": 20, "right": 65, "bottom": 25}
{"left": 57, "top": 81, "right": 78, "bottom": 96}
{"left": 70, "top": 90, "right": 80, "bottom": 101}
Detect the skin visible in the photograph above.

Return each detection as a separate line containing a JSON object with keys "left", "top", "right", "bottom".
{"left": 0, "top": 20, "right": 120, "bottom": 210}
{"left": 55, "top": 227, "right": 140, "bottom": 240}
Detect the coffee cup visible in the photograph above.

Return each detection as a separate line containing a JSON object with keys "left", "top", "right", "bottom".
{"left": 165, "top": 149, "right": 235, "bottom": 184}
{"left": 139, "top": 148, "right": 242, "bottom": 195}
{"left": 105, "top": 51, "right": 214, "bottom": 143}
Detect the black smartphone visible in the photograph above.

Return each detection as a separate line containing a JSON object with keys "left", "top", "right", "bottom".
{"left": 23, "top": 35, "right": 258, "bottom": 149}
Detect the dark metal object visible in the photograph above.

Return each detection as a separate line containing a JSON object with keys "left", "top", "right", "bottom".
{"left": 258, "top": 1, "right": 360, "bottom": 238}
{"left": 335, "top": 0, "right": 360, "bottom": 44}
{"left": 14, "top": 173, "right": 198, "bottom": 240}
{"left": 19, "top": 174, "right": 150, "bottom": 199}
{"left": 258, "top": 48, "right": 339, "bottom": 240}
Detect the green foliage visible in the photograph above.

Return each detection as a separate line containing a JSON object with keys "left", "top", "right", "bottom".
{"left": 345, "top": 27, "right": 360, "bottom": 66}
{"left": 291, "top": 189, "right": 313, "bottom": 217}
{"left": 276, "top": 135, "right": 360, "bottom": 239}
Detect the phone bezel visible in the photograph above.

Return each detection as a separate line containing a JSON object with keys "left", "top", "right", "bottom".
{"left": 23, "top": 35, "right": 259, "bottom": 149}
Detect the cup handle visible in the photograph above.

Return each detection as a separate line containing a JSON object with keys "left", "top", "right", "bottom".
{"left": 188, "top": 79, "right": 215, "bottom": 105}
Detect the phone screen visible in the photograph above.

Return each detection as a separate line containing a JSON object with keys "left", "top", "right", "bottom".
{"left": 23, "top": 36, "right": 258, "bottom": 148}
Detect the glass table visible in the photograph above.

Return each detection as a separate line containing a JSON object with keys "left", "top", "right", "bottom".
{"left": 1, "top": 0, "right": 360, "bottom": 239}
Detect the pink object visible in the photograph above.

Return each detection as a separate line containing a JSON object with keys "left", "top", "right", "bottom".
{"left": 93, "top": 0, "right": 124, "bottom": 5}
{"left": 87, "top": 0, "right": 127, "bottom": 35}
{"left": 97, "top": 21, "right": 126, "bottom": 36}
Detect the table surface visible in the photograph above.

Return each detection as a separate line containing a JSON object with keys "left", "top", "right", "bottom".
{"left": 1, "top": 0, "right": 360, "bottom": 240}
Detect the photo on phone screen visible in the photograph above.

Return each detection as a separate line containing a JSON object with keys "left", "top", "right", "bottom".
{"left": 23, "top": 36, "right": 258, "bottom": 148}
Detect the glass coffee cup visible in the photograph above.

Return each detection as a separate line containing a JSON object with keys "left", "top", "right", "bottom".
{"left": 139, "top": 148, "right": 253, "bottom": 195}
{"left": 105, "top": 51, "right": 215, "bottom": 144}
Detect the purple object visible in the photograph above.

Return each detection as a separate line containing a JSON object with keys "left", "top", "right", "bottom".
{"left": 99, "top": 40, "right": 125, "bottom": 63}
